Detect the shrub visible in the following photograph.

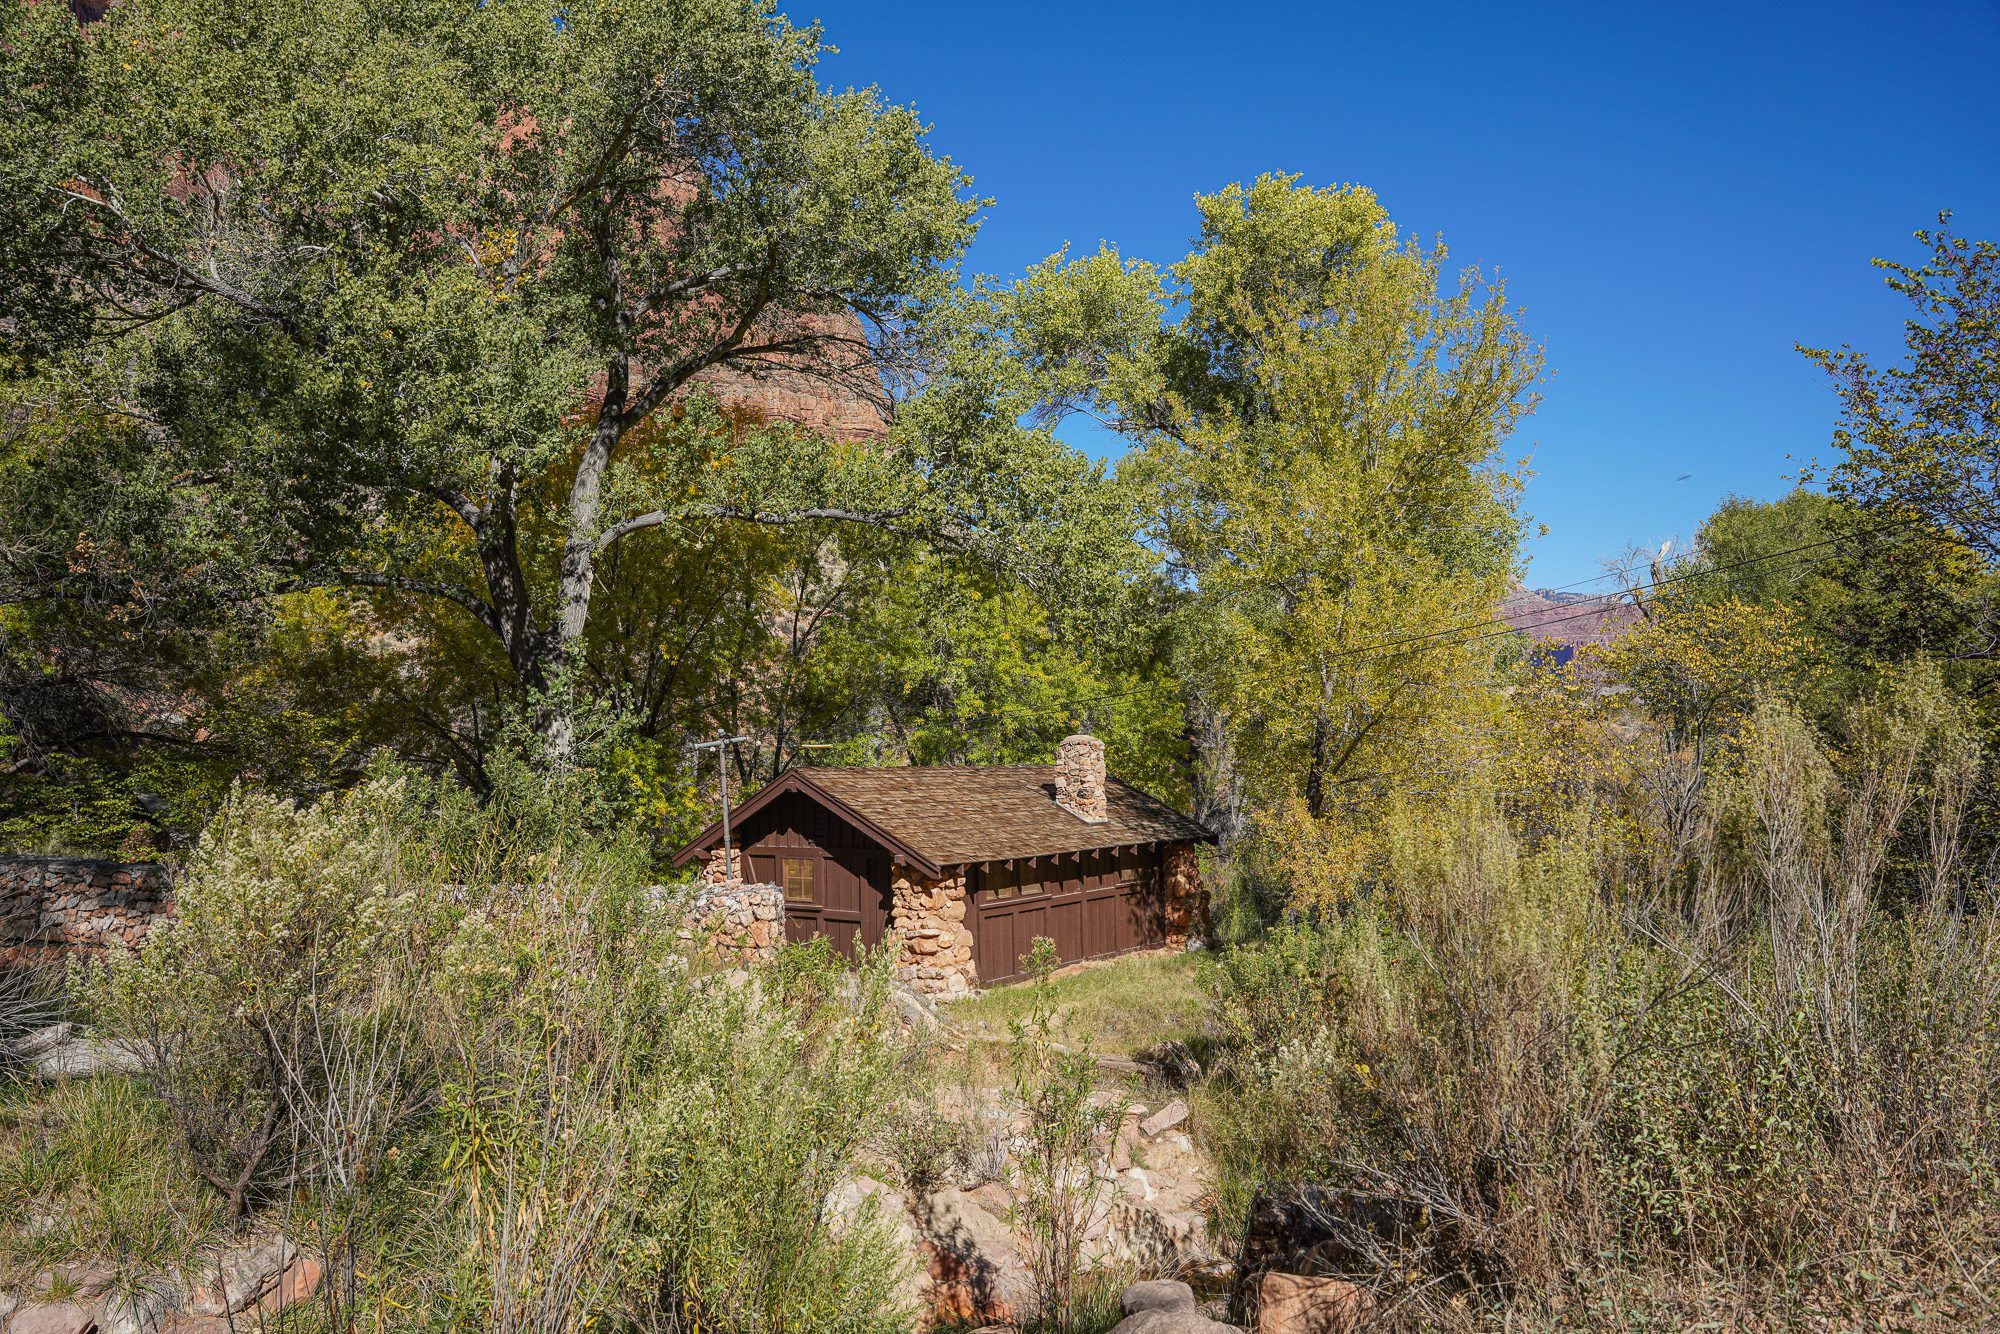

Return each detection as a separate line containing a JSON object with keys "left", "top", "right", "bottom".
{"left": 1008, "top": 937, "right": 1114, "bottom": 1334}
{"left": 1200, "top": 667, "right": 2000, "bottom": 1327}
{"left": 82, "top": 777, "right": 427, "bottom": 1221}
{"left": 876, "top": 1102, "right": 973, "bottom": 1196}
{"left": 65, "top": 759, "right": 920, "bottom": 1334}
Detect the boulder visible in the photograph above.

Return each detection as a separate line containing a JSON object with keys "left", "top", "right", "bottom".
{"left": 1105, "top": 1278, "right": 1239, "bottom": 1334}
{"left": 911, "top": 1186, "right": 1032, "bottom": 1326}
{"left": 16, "top": 1023, "right": 72, "bottom": 1057}
{"left": 1121, "top": 1279, "right": 1197, "bottom": 1314}
{"left": 1097, "top": 1201, "right": 1210, "bottom": 1270}
{"left": 888, "top": 989, "right": 940, "bottom": 1033}
{"left": 1252, "top": 1273, "right": 1371, "bottom": 1334}
{"left": 5, "top": 1302, "right": 97, "bottom": 1334}
{"left": 24, "top": 1030, "right": 146, "bottom": 1081}
{"left": 1138, "top": 1100, "right": 1188, "bottom": 1137}
{"left": 826, "top": 1176, "right": 923, "bottom": 1315}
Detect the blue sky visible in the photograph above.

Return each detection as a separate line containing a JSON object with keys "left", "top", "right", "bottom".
{"left": 810, "top": 0, "right": 2000, "bottom": 590}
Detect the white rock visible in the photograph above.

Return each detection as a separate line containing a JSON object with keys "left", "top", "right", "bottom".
{"left": 28, "top": 1035, "right": 147, "bottom": 1081}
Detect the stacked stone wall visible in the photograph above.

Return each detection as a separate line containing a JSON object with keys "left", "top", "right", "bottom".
{"left": 891, "top": 868, "right": 976, "bottom": 998}
{"left": 0, "top": 856, "right": 173, "bottom": 967}
{"left": 1159, "top": 842, "right": 1210, "bottom": 949}
{"left": 677, "top": 882, "right": 785, "bottom": 965}
{"left": 697, "top": 845, "right": 747, "bottom": 886}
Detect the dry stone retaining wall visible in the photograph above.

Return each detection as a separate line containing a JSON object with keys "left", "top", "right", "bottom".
{"left": 676, "top": 881, "right": 785, "bottom": 965}
{"left": 0, "top": 856, "right": 172, "bottom": 967}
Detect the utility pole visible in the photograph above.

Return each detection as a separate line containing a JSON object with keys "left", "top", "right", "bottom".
{"left": 688, "top": 734, "right": 752, "bottom": 881}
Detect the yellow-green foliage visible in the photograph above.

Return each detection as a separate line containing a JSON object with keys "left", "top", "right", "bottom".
{"left": 88, "top": 778, "right": 419, "bottom": 1037}
{"left": 1205, "top": 659, "right": 2000, "bottom": 1327}
{"left": 37, "top": 766, "right": 920, "bottom": 1334}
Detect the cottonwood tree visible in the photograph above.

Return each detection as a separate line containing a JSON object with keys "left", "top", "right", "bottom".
{"left": 967, "top": 176, "right": 1544, "bottom": 816}
{"left": 2, "top": 0, "right": 987, "bottom": 751}
{"left": 1803, "top": 216, "right": 1999, "bottom": 565}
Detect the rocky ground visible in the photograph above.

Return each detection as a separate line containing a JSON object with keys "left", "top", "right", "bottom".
{"left": 0, "top": 965, "right": 1375, "bottom": 1334}
{"left": 838, "top": 1088, "right": 1220, "bottom": 1327}
{"left": 0, "top": 1231, "right": 320, "bottom": 1334}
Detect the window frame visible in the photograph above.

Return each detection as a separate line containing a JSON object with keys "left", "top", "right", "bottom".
{"left": 780, "top": 854, "right": 820, "bottom": 905}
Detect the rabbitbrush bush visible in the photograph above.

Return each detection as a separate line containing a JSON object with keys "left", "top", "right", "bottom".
{"left": 1202, "top": 665, "right": 2000, "bottom": 1330}
{"left": 68, "top": 764, "right": 918, "bottom": 1334}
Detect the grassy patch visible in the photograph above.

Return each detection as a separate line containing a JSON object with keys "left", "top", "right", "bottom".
{"left": 946, "top": 951, "right": 1207, "bottom": 1058}
{"left": 0, "top": 1075, "right": 223, "bottom": 1292}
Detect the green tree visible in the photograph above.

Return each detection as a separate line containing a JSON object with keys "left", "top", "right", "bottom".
{"left": 2, "top": 0, "right": 983, "bottom": 753}
{"left": 1688, "top": 490, "right": 1991, "bottom": 706}
{"left": 974, "top": 176, "right": 1542, "bottom": 816}
{"left": 1802, "top": 216, "right": 1998, "bottom": 564}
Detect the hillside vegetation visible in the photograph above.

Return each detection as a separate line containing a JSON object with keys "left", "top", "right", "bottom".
{"left": 4, "top": 0, "right": 2000, "bottom": 1325}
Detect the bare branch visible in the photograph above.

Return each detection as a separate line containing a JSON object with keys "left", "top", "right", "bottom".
{"left": 54, "top": 184, "right": 301, "bottom": 332}
{"left": 597, "top": 503, "right": 931, "bottom": 552}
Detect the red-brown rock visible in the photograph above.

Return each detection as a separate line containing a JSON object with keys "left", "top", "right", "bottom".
{"left": 1253, "top": 1273, "right": 1372, "bottom": 1334}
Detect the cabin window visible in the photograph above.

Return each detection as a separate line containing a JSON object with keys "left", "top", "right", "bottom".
{"left": 782, "top": 857, "right": 817, "bottom": 903}
{"left": 982, "top": 865, "right": 1016, "bottom": 899}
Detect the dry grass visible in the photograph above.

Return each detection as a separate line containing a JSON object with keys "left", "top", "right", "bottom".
{"left": 0, "top": 1074, "right": 225, "bottom": 1302}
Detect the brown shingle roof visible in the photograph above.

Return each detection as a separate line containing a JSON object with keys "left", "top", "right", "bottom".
{"left": 671, "top": 764, "right": 1214, "bottom": 871}
{"left": 803, "top": 766, "right": 1214, "bottom": 865}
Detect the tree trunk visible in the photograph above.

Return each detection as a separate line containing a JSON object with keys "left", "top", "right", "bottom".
{"left": 1304, "top": 712, "right": 1330, "bottom": 819}
{"left": 544, "top": 355, "right": 631, "bottom": 758}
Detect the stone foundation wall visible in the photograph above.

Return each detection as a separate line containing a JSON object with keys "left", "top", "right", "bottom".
{"left": 677, "top": 882, "right": 786, "bottom": 965}
{"left": 891, "top": 868, "right": 976, "bottom": 998}
{"left": 0, "top": 856, "right": 173, "bottom": 967}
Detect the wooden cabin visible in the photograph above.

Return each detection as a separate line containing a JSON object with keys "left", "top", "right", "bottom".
{"left": 671, "top": 736, "right": 1215, "bottom": 993}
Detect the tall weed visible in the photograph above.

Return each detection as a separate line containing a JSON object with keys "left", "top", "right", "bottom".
{"left": 53, "top": 760, "right": 918, "bottom": 1334}
{"left": 1204, "top": 663, "right": 2000, "bottom": 1327}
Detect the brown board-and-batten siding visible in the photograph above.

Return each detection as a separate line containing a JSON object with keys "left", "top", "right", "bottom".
{"left": 969, "top": 844, "right": 1164, "bottom": 985}
{"left": 731, "top": 788, "right": 895, "bottom": 959}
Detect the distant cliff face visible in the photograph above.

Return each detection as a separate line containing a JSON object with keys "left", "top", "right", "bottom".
{"left": 694, "top": 356, "right": 889, "bottom": 444}
{"left": 1500, "top": 585, "right": 1639, "bottom": 650}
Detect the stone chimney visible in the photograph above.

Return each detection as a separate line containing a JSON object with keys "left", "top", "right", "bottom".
{"left": 1054, "top": 734, "right": 1109, "bottom": 823}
